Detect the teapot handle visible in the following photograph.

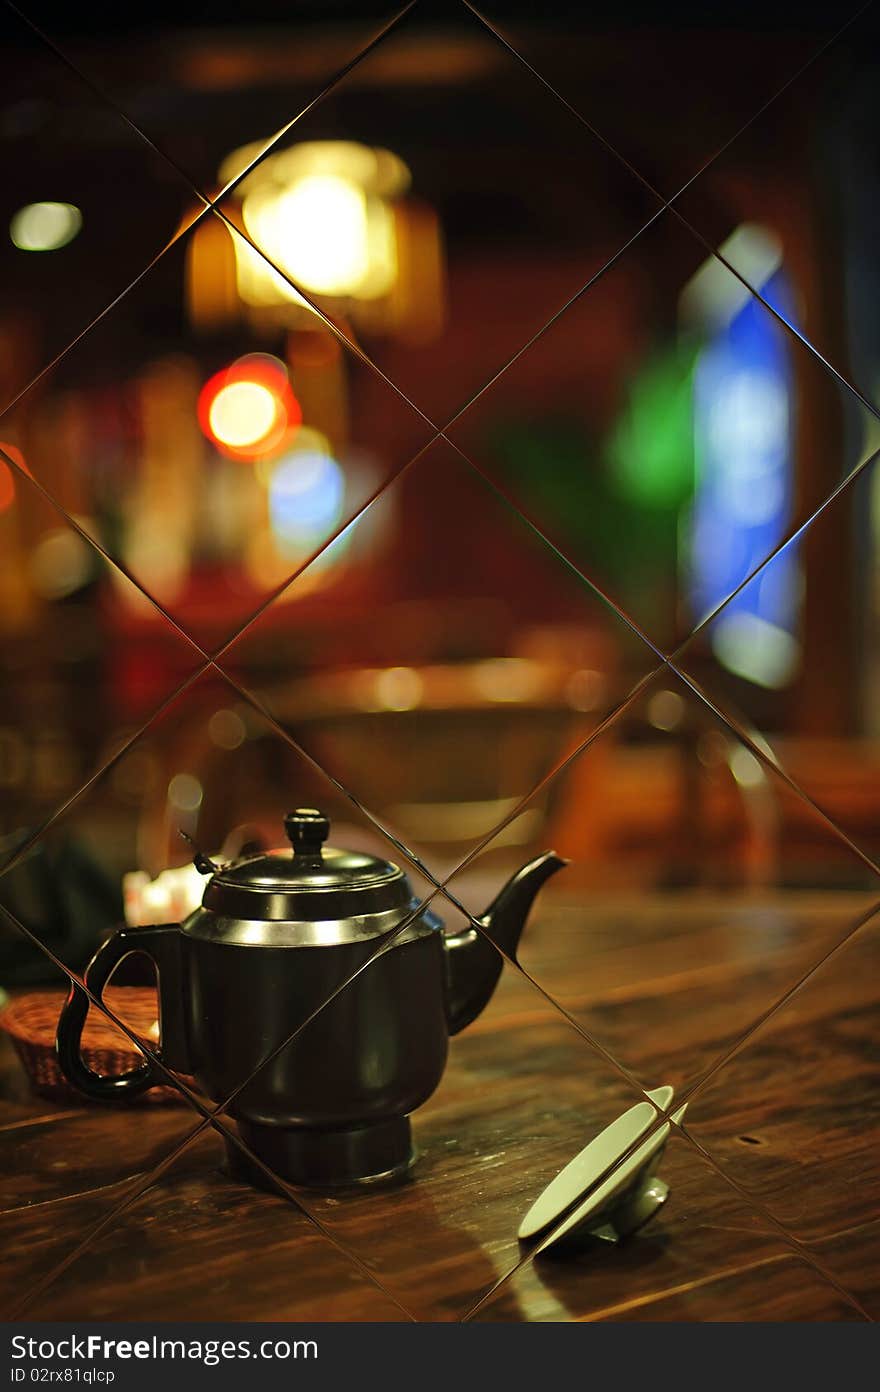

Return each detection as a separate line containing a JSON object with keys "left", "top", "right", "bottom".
{"left": 56, "top": 925, "right": 189, "bottom": 1103}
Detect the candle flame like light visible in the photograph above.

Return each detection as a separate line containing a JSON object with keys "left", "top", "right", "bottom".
{"left": 10, "top": 202, "right": 82, "bottom": 252}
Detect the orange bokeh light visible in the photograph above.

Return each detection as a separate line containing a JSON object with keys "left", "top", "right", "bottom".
{"left": 197, "top": 354, "right": 301, "bottom": 461}
{"left": 0, "top": 442, "right": 27, "bottom": 513}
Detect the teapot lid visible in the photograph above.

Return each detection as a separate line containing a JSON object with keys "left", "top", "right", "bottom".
{"left": 199, "top": 809, "right": 412, "bottom": 924}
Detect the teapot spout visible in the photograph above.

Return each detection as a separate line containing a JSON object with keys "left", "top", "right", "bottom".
{"left": 444, "top": 851, "right": 567, "bottom": 1036}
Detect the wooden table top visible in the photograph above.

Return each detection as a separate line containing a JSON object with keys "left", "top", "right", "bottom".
{"left": 1, "top": 891, "right": 878, "bottom": 1322}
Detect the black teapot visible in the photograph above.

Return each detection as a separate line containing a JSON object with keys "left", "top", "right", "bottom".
{"left": 56, "top": 809, "right": 565, "bottom": 1187}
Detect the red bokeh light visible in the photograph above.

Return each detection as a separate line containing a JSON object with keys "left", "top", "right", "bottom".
{"left": 197, "top": 354, "right": 302, "bottom": 461}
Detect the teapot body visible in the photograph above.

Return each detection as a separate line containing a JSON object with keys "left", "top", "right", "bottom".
{"left": 180, "top": 910, "right": 449, "bottom": 1132}
{"left": 56, "top": 896, "right": 453, "bottom": 1188}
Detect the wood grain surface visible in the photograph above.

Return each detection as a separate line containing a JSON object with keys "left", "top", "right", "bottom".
{"left": 0, "top": 892, "right": 876, "bottom": 1321}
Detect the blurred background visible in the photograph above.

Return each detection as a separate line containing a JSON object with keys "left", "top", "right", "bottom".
{"left": 2, "top": 0, "right": 880, "bottom": 979}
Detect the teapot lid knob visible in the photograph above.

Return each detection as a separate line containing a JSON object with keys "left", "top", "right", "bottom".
{"left": 284, "top": 808, "right": 330, "bottom": 858}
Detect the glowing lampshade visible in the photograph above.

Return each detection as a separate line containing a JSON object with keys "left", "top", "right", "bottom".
{"left": 242, "top": 173, "right": 395, "bottom": 300}
{"left": 198, "top": 354, "right": 300, "bottom": 460}
{"left": 225, "top": 140, "right": 405, "bottom": 311}
{"left": 186, "top": 140, "right": 444, "bottom": 339}
{"left": 10, "top": 202, "right": 82, "bottom": 252}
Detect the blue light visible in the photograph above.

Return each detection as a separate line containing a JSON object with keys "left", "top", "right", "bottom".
{"left": 268, "top": 450, "right": 345, "bottom": 553}
{"left": 688, "top": 265, "right": 800, "bottom": 687}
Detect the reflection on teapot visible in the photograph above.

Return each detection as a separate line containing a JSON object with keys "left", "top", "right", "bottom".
{"left": 56, "top": 809, "right": 566, "bottom": 1188}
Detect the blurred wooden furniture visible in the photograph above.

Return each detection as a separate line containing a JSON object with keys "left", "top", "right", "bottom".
{"left": 276, "top": 659, "right": 600, "bottom": 866}
{"left": 138, "top": 654, "right": 617, "bottom": 873}
{"left": 132, "top": 658, "right": 880, "bottom": 893}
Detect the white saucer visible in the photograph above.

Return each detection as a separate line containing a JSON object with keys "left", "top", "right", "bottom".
{"left": 519, "top": 1085, "right": 684, "bottom": 1245}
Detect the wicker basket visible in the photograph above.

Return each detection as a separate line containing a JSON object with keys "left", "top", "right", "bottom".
{"left": 0, "top": 988, "right": 192, "bottom": 1103}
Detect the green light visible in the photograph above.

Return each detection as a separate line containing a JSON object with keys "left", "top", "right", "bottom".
{"left": 606, "top": 344, "right": 697, "bottom": 508}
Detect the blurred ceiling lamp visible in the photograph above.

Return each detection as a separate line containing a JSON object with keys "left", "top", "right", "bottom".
{"left": 186, "top": 141, "right": 445, "bottom": 341}
{"left": 198, "top": 353, "right": 301, "bottom": 460}
{"left": 10, "top": 201, "right": 82, "bottom": 251}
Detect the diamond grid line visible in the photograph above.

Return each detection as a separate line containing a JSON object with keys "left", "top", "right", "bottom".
{"left": 6, "top": 194, "right": 880, "bottom": 899}
{"left": 388, "top": 423, "right": 880, "bottom": 877}
{"left": 670, "top": 896, "right": 880, "bottom": 1107}
{"left": 0, "top": 431, "right": 677, "bottom": 1139}
{"left": 12, "top": 431, "right": 878, "bottom": 1170}
{"left": 458, "top": 893, "right": 880, "bottom": 1321}
{"left": 0, "top": 492, "right": 857, "bottom": 1275}
{"left": 0, "top": 799, "right": 437, "bottom": 1314}
{"left": 3, "top": 0, "right": 871, "bottom": 518}
{"left": 94, "top": 5, "right": 880, "bottom": 1308}
{"left": 0, "top": 435, "right": 679, "bottom": 1307}
{"left": 440, "top": 437, "right": 880, "bottom": 880}
{"left": 0, "top": 0, "right": 417, "bottom": 426}
{"left": 444, "top": 1, "right": 874, "bottom": 433}
{"left": 7, "top": 1105, "right": 416, "bottom": 1321}
{"left": 463, "top": 0, "right": 880, "bottom": 425}
{"left": 202, "top": 136, "right": 880, "bottom": 580}
{"left": 0, "top": 10, "right": 863, "bottom": 1108}
{"left": 673, "top": 1123, "right": 874, "bottom": 1319}
{"left": 159, "top": 659, "right": 880, "bottom": 1323}
{"left": 54, "top": 602, "right": 880, "bottom": 1167}
{"left": 9, "top": 637, "right": 878, "bottom": 1319}
{"left": 3, "top": 0, "right": 420, "bottom": 213}
{"left": 672, "top": 666, "right": 880, "bottom": 876}
{"left": 459, "top": 1132, "right": 872, "bottom": 1324}
{"left": 619, "top": 0, "right": 874, "bottom": 208}
{"left": 0, "top": 892, "right": 422, "bottom": 1323}
{"left": 5, "top": 0, "right": 872, "bottom": 494}
{"left": 0, "top": 428, "right": 450, "bottom": 886}
{"left": 1, "top": 0, "right": 875, "bottom": 1319}
{"left": 143, "top": 0, "right": 880, "bottom": 440}
{"left": 8, "top": 251, "right": 880, "bottom": 902}
{"left": 8, "top": 301, "right": 880, "bottom": 906}
{"left": 461, "top": 1117, "right": 875, "bottom": 1322}
{"left": 3, "top": 673, "right": 665, "bottom": 1185}
{"left": 8, "top": 492, "right": 876, "bottom": 1319}
{"left": 198, "top": 397, "right": 880, "bottom": 913}
{"left": 0, "top": 210, "right": 209, "bottom": 426}
{"left": 171, "top": 0, "right": 880, "bottom": 832}
{"left": 4, "top": 293, "right": 877, "bottom": 916}
{"left": 3, "top": 655, "right": 687, "bottom": 1317}
{"left": 1, "top": 250, "right": 874, "bottom": 1263}
{"left": 2, "top": 0, "right": 872, "bottom": 708}
{"left": 462, "top": 0, "right": 874, "bottom": 202}
{"left": 439, "top": 396, "right": 880, "bottom": 884}
{"left": 35, "top": 5, "right": 880, "bottom": 907}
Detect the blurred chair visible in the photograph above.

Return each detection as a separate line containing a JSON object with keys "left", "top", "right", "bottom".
{"left": 267, "top": 655, "right": 613, "bottom": 875}
{"left": 135, "top": 645, "right": 617, "bottom": 878}
{"left": 514, "top": 676, "right": 782, "bottom": 893}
